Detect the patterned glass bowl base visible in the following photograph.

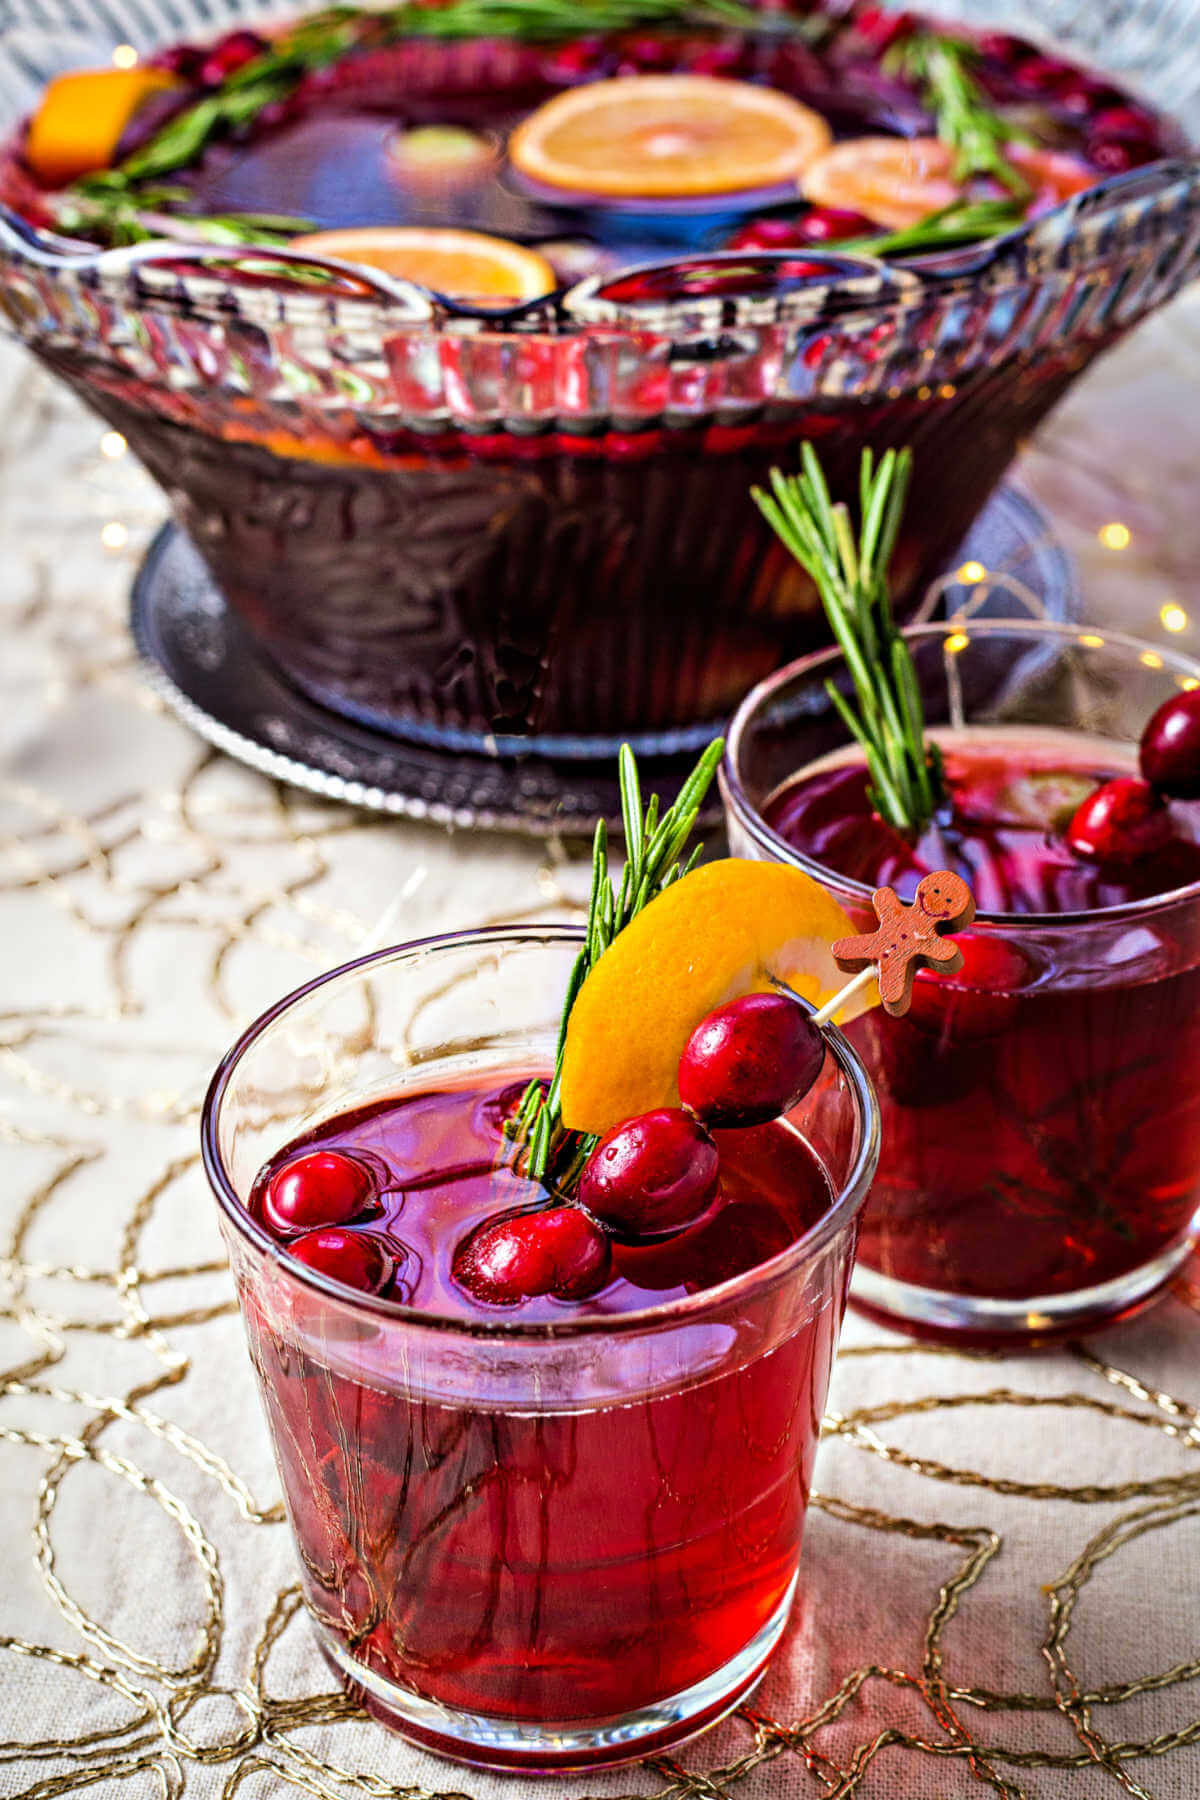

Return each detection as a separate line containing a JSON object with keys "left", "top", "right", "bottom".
{"left": 131, "top": 482, "right": 1077, "bottom": 835}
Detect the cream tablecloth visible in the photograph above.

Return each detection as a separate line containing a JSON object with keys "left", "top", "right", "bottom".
{"left": 3, "top": 287, "right": 1200, "bottom": 1800}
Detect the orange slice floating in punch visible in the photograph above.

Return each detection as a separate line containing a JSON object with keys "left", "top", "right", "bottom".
{"left": 287, "top": 226, "right": 556, "bottom": 304}
{"left": 799, "top": 135, "right": 961, "bottom": 230}
{"left": 508, "top": 74, "right": 833, "bottom": 199}
{"left": 26, "top": 66, "right": 185, "bottom": 187}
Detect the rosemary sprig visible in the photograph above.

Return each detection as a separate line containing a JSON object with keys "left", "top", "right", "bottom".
{"left": 890, "top": 33, "right": 1032, "bottom": 199}
{"left": 509, "top": 738, "right": 723, "bottom": 1189}
{"left": 752, "top": 445, "right": 944, "bottom": 835}
{"left": 58, "top": 0, "right": 820, "bottom": 246}
{"left": 53, "top": 184, "right": 313, "bottom": 248}
{"left": 848, "top": 195, "right": 1025, "bottom": 260}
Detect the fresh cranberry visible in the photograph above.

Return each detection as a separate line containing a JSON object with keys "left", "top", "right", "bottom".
{"left": 453, "top": 1206, "right": 612, "bottom": 1306}
{"left": 688, "top": 38, "right": 745, "bottom": 76}
{"left": 578, "top": 1108, "right": 719, "bottom": 1237}
{"left": 725, "top": 216, "right": 811, "bottom": 253}
{"left": 617, "top": 33, "right": 676, "bottom": 71}
{"left": 1090, "top": 104, "right": 1160, "bottom": 144}
{"left": 1012, "top": 54, "right": 1076, "bottom": 96}
{"left": 541, "top": 37, "right": 607, "bottom": 83}
{"left": 1087, "top": 138, "right": 1143, "bottom": 175}
{"left": 199, "top": 29, "right": 267, "bottom": 88}
{"left": 975, "top": 31, "right": 1030, "bottom": 66}
{"left": 851, "top": 7, "right": 915, "bottom": 53}
{"left": 263, "top": 1150, "right": 376, "bottom": 1236}
{"left": 1140, "top": 689, "right": 1200, "bottom": 798}
{"left": 729, "top": 206, "right": 875, "bottom": 252}
{"left": 678, "top": 992, "right": 825, "bottom": 1129}
{"left": 289, "top": 1228, "right": 393, "bottom": 1295}
{"left": 151, "top": 42, "right": 205, "bottom": 79}
{"left": 1065, "top": 777, "right": 1174, "bottom": 863}
{"left": 908, "top": 931, "right": 1026, "bottom": 1040}
{"left": 1056, "top": 78, "right": 1123, "bottom": 118}
{"left": 798, "top": 206, "right": 876, "bottom": 244}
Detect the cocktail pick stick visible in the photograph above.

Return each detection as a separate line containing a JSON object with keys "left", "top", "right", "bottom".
{"left": 811, "top": 965, "right": 879, "bottom": 1027}
{"left": 770, "top": 869, "right": 977, "bottom": 1025}
{"left": 768, "top": 964, "right": 878, "bottom": 1027}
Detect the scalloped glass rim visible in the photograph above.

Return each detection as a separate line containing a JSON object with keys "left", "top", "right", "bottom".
{"left": 3, "top": 155, "right": 1200, "bottom": 335}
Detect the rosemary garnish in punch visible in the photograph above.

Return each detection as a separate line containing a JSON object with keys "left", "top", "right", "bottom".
{"left": 57, "top": 0, "right": 824, "bottom": 248}
{"left": 848, "top": 196, "right": 1025, "bottom": 260}
{"left": 752, "top": 445, "right": 945, "bottom": 836}
{"left": 508, "top": 739, "right": 723, "bottom": 1191}
{"left": 890, "top": 32, "right": 1032, "bottom": 199}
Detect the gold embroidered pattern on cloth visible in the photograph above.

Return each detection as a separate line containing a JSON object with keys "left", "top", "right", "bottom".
{"left": 2, "top": 346, "right": 1200, "bottom": 1800}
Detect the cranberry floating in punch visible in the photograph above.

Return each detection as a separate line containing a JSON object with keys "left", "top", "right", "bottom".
{"left": 724, "top": 441, "right": 1200, "bottom": 1342}
{"left": 204, "top": 740, "right": 886, "bottom": 1768}
{"left": 1, "top": 2, "right": 1198, "bottom": 767}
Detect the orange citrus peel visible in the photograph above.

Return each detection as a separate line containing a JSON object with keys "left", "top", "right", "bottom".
{"left": 559, "top": 859, "right": 877, "bottom": 1137}
{"left": 26, "top": 66, "right": 185, "bottom": 188}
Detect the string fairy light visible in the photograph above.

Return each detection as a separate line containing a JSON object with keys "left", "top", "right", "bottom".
{"left": 1161, "top": 602, "right": 1189, "bottom": 633}
{"left": 1099, "top": 521, "right": 1132, "bottom": 550}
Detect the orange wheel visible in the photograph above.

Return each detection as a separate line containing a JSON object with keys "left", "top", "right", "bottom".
{"left": 508, "top": 74, "right": 833, "bottom": 199}
{"left": 25, "top": 66, "right": 184, "bottom": 187}
{"left": 286, "top": 226, "right": 556, "bottom": 303}
{"left": 800, "top": 136, "right": 961, "bottom": 230}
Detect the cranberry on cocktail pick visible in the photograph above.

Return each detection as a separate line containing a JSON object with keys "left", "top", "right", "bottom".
{"left": 1140, "top": 689, "right": 1200, "bottom": 799}
{"left": 578, "top": 1107, "right": 718, "bottom": 1236}
{"left": 1065, "top": 777, "right": 1173, "bottom": 864}
{"left": 289, "top": 1228, "right": 394, "bottom": 1296}
{"left": 263, "top": 1149, "right": 376, "bottom": 1236}
{"left": 678, "top": 994, "right": 825, "bottom": 1130}
{"left": 453, "top": 1205, "right": 612, "bottom": 1306}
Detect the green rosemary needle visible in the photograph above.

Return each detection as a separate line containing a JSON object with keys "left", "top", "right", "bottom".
{"left": 509, "top": 738, "right": 723, "bottom": 1188}
{"left": 752, "top": 445, "right": 944, "bottom": 836}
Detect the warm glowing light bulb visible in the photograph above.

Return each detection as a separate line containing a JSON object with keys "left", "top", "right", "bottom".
{"left": 1161, "top": 602, "right": 1188, "bottom": 633}
{"left": 1099, "top": 521, "right": 1131, "bottom": 550}
{"left": 1079, "top": 633, "right": 1106, "bottom": 648}
{"left": 111, "top": 43, "right": 139, "bottom": 68}
{"left": 101, "top": 521, "right": 128, "bottom": 550}
{"left": 1181, "top": 676, "right": 1200, "bottom": 692}
{"left": 945, "top": 632, "right": 970, "bottom": 655}
{"left": 100, "top": 430, "right": 127, "bottom": 459}
{"left": 1140, "top": 650, "right": 1164, "bottom": 670}
{"left": 957, "top": 561, "right": 986, "bottom": 584}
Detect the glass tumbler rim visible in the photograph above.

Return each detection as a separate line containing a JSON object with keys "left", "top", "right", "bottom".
{"left": 202, "top": 921, "right": 879, "bottom": 1343}
{"left": 722, "top": 616, "right": 1200, "bottom": 930}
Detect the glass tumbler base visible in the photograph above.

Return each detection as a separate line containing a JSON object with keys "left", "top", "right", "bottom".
{"left": 850, "top": 1224, "right": 1199, "bottom": 1347}
{"left": 313, "top": 1573, "right": 797, "bottom": 1772}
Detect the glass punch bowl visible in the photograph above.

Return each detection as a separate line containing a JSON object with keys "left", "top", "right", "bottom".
{"left": 2, "top": 0, "right": 1200, "bottom": 760}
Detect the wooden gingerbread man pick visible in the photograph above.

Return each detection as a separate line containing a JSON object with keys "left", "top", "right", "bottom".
{"left": 831, "top": 871, "right": 977, "bottom": 1017}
